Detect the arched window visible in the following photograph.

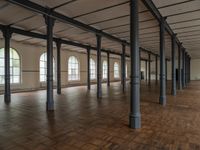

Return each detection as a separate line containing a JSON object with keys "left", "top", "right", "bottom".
{"left": 0, "top": 48, "right": 21, "bottom": 84}
{"left": 40, "top": 52, "right": 55, "bottom": 82}
{"left": 126, "top": 64, "right": 128, "bottom": 78}
{"left": 114, "top": 62, "right": 119, "bottom": 78}
{"left": 102, "top": 60, "right": 107, "bottom": 79}
{"left": 68, "top": 56, "right": 79, "bottom": 81}
{"left": 90, "top": 58, "right": 96, "bottom": 79}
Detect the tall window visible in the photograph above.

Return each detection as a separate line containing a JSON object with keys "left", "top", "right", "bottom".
{"left": 90, "top": 58, "right": 96, "bottom": 79}
{"left": 68, "top": 56, "right": 79, "bottom": 81}
{"left": 40, "top": 52, "right": 55, "bottom": 82}
{"left": 102, "top": 60, "right": 107, "bottom": 79}
{"left": 0, "top": 48, "right": 20, "bottom": 84}
{"left": 114, "top": 62, "right": 119, "bottom": 78}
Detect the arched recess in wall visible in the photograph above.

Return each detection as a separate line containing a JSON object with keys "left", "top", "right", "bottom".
{"left": 114, "top": 62, "right": 119, "bottom": 79}
{"left": 0, "top": 48, "right": 21, "bottom": 84}
{"left": 68, "top": 56, "right": 80, "bottom": 81}
{"left": 39, "top": 52, "right": 55, "bottom": 82}
{"left": 90, "top": 58, "right": 96, "bottom": 80}
{"left": 102, "top": 60, "right": 107, "bottom": 79}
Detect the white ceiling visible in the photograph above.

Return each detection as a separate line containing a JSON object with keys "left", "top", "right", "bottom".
{"left": 0, "top": 0, "right": 199, "bottom": 59}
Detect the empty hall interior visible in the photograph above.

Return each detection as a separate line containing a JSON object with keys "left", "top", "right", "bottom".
{"left": 0, "top": 0, "right": 200, "bottom": 149}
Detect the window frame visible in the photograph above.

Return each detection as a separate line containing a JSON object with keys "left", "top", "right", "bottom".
{"left": 114, "top": 62, "right": 120, "bottom": 79}
{"left": 0, "top": 47, "right": 21, "bottom": 85}
{"left": 102, "top": 60, "right": 107, "bottom": 79}
{"left": 90, "top": 58, "right": 96, "bottom": 80}
{"left": 68, "top": 56, "right": 80, "bottom": 81}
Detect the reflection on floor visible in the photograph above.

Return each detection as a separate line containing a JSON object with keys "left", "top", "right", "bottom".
{"left": 0, "top": 81, "right": 200, "bottom": 150}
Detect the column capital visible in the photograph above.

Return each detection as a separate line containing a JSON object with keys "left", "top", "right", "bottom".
{"left": 44, "top": 13, "right": 55, "bottom": 26}
{"left": 2, "top": 26, "right": 12, "bottom": 39}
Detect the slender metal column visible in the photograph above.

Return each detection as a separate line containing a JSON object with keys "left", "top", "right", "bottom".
{"left": 171, "top": 34, "right": 176, "bottom": 96}
{"left": 189, "top": 57, "right": 191, "bottom": 82}
{"left": 56, "top": 40, "right": 61, "bottom": 94}
{"left": 155, "top": 55, "right": 158, "bottom": 85}
{"left": 96, "top": 34, "right": 102, "bottom": 98}
{"left": 107, "top": 51, "right": 110, "bottom": 87}
{"left": 182, "top": 48, "right": 186, "bottom": 88}
{"left": 178, "top": 44, "right": 182, "bottom": 90}
{"left": 148, "top": 53, "right": 151, "bottom": 86}
{"left": 45, "top": 15, "right": 55, "bottom": 111}
{"left": 129, "top": 0, "right": 141, "bottom": 129}
{"left": 3, "top": 27, "right": 12, "bottom": 104}
{"left": 185, "top": 53, "right": 188, "bottom": 85}
{"left": 159, "top": 17, "right": 166, "bottom": 106}
{"left": 145, "top": 60, "right": 148, "bottom": 82}
{"left": 122, "top": 44, "right": 126, "bottom": 92}
{"left": 87, "top": 47, "right": 91, "bottom": 90}
{"left": 166, "top": 60, "right": 167, "bottom": 81}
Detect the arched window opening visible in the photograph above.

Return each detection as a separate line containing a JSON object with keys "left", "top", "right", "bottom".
{"left": 114, "top": 62, "right": 119, "bottom": 79}
{"left": 102, "top": 60, "right": 107, "bottom": 79}
{"left": 68, "top": 56, "right": 80, "bottom": 81}
{"left": 40, "top": 52, "right": 55, "bottom": 82}
{"left": 90, "top": 58, "right": 96, "bottom": 79}
{"left": 0, "top": 48, "right": 21, "bottom": 84}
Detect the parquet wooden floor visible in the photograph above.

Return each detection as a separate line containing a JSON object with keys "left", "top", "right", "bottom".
{"left": 0, "top": 81, "right": 200, "bottom": 150}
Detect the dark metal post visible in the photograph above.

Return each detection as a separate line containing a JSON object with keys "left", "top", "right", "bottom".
{"left": 87, "top": 47, "right": 91, "bottom": 90}
{"left": 145, "top": 60, "right": 147, "bottom": 82}
{"left": 178, "top": 44, "right": 182, "bottom": 90}
{"left": 122, "top": 44, "right": 126, "bottom": 92}
{"left": 189, "top": 57, "right": 191, "bottom": 82}
{"left": 155, "top": 55, "right": 158, "bottom": 85}
{"left": 56, "top": 40, "right": 61, "bottom": 94}
{"left": 3, "top": 26, "right": 12, "bottom": 104}
{"left": 182, "top": 48, "right": 186, "bottom": 88}
{"left": 185, "top": 53, "right": 188, "bottom": 85}
{"left": 107, "top": 52, "right": 110, "bottom": 87}
{"left": 148, "top": 53, "right": 151, "bottom": 86}
{"left": 166, "top": 60, "right": 167, "bottom": 81}
{"left": 45, "top": 15, "right": 55, "bottom": 111}
{"left": 129, "top": 0, "right": 141, "bottom": 128}
{"left": 171, "top": 34, "right": 176, "bottom": 96}
{"left": 159, "top": 17, "right": 166, "bottom": 106}
{"left": 96, "top": 34, "right": 102, "bottom": 98}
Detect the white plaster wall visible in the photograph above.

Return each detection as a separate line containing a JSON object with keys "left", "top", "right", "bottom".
{"left": 0, "top": 39, "right": 130, "bottom": 92}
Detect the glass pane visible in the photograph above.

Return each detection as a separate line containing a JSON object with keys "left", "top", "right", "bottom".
{"left": 13, "top": 76, "right": 19, "bottom": 83}
{"left": 0, "top": 58, "right": 4, "bottom": 66}
{"left": 13, "top": 67, "right": 20, "bottom": 75}
{"left": 12, "top": 60, "right": 19, "bottom": 67}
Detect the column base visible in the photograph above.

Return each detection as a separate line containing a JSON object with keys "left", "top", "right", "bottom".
{"left": 159, "top": 96, "right": 166, "bottom": 106}
{"left": 46, "top": 101, "right": 54, "bottom": 111}
{"left": 129, "top": 113, "right": 141, "bottom": 129}
{"left": 4, "top": 94, "right": 11, "bottom": 104}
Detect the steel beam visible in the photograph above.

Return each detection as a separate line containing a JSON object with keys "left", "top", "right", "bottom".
{"left": 122, "top": 44, "right": 126, "bottom": 92}
{"left": 45, "top": 15, "right": 55, "bottom": 111}
{"left": 171, "top": 34, "right": 176, "bottom": 96}
{"left": 159, "top": 17, "right": 166, "bottom": 106}
{"left": 87, "top": 47, "right": 91, "bottom": 90}
{"left": 129, "top": 0, "right": 141, "bottom": 129}
{"left": 148, "top": 53, "right": 151, "bottom": 86}
{"left": 3, "top": 26, "right": 12, "bottom": 104}
{"left": 56, "top": 39, "right": 61, "bottom": 94}
{"left": 178, "top": 44, "right": 182, "bottom": 90}
{"left": 96, "top": 34, "right": 102, "bottom": 98}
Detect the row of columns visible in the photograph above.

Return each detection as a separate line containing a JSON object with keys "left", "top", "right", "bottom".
{"left": 1, "top": 0, "right": 191, "bottom": 129}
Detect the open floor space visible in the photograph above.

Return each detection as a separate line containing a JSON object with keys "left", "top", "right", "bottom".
{"left": 1, "top": 81, "right": 200, "bottom": 150}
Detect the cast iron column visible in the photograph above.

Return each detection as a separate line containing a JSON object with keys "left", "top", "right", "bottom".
{"left": 45, "top": 15, "right": 55, "bottom": 111}
{"left": 155, "top": 55, "right": 158, "bottom": 85}
{"left": 171, "top": 34, "right": 176, "bottom": 96}
{"left": 56, "top": 40, "right": 61, "bottom": 94}
{"left": 145, "top": 60, "right": 147, "bottom": 82}
{"left": 189, "top": 57, "right": 191, "bottom": 82}
{"left": 97, "top": 34, "right": 102, "bottom": 98}
{"left": 122, "top": 44, "right": 126, "bottom": 92}
{"left": 107, "top": 51, "right": 110, "bottom": 87}
{"left": 148, "top": 53, "right": 151, "bottom": 86}
{"left": 159, "top": 17, "right": 166, "bottom": 106}
{"left": 129, "top": 0, "right": 141, "bottom": 128}
{"left": 166, "top": 60, "right": 167, "bottom": 81}
{"left": 182, "top": 48, "right": 186, "bottom": 88}
{"left": 3, "top": 26, "right": 12, "bottom": 104}
{"left": 178, "top": 44, "right": 182, "bottom": 90}
{"left": 87, "top": 47, "right": 91, "bottom": 90}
